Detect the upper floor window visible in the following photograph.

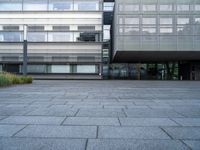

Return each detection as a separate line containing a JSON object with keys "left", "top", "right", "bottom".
{"left": 123, "top": 4, "right": 139, "bottom": 12}
{"left": 142, "top": 18, "right": 156, "bottom": 24}
{"left": 177, "top": 5, "right": 190, "bottom": 11}
{"left": 49, "top": 0, "right": 72, "bottom": 11}
{"left": 177, "top": 18, "right": 190, "bottom": 24}
{"left": 125, "top": 18, "right": 139, "bottom": 24}
{"left": 23, "top": 0, "right": 48, "bottom": 11}
{"left": 160, "top": 18, "right": 173, "bottom": 24}
{"left": 195, "top": 5, "right": 200, "bottom": 11}
{"left": 0, "top": 0, "right": 22, "bottom": 11}
{"left": 159, "top": 5, "right": 173, "bottom": 11}
{"left": 78, "top": 26, "right": 95, "bottom": 31}
{"left": 104, "top": 2, "right": 114, "bottom": 11}
{"left": 76, "top": 1, "right": 99, "bottom": 11}
{"left": 143, "top": 5, "right": 156, "bottom": 11}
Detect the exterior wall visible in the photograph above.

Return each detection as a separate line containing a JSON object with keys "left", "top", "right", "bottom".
{"left": 0, "top": 0, "right": 103, "bottom": 76}
{"left": 113, "top": 0, "right": 200, "bottom": 61}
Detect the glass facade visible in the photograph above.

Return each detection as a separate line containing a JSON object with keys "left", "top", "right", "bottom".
{"left": 114, "top": 0, "right": 200, "bottom": 52}
{"left": 0, "top": 0, "right": 103, "bottom": 76}
{"left": 0, "top": 0, "right": 101, "bottom": 11}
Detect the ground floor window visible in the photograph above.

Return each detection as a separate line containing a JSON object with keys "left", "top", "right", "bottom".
{"left": 0, "top": 64, "right": 99, "bottom": 74}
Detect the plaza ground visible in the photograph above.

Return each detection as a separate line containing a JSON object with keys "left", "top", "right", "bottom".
{"left": 0, "top": 80, "right": 200, "bottom": 150}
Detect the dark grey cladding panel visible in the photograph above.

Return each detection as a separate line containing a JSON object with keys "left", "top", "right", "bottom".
{"left": 113, "top": 51, "right": 200, "bottom": 63}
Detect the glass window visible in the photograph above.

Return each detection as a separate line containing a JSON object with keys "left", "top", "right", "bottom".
{"left": 125, "top": 18, "right": 139, "bottom": 24}
{"left": 74, "top": 32, "right": 100, "bottom": 42}
{"left": 177, "top": 25, "right": 193, "bottom": 35}
{"left": 104, "top": 2, "right": 114, "bottom": 11}
{"left": 78, "top": 26, "right": 95, "bottom": 31}
{"left": 177, "top": 5, "right": 190, "bottom": 11}
{"left": 119, "top": 17, "right": 123, "bottom": 24}
{"left": 23, "top": 0, "right": 47, "bottom": 11}
{"left": 142, "top": 27, "right": 156, "bottom": 34}
{"left": 48, "top": 32, "right": 73, "bottom": 42}
{"left": 160, "top": 36, "right": 177, "bottom": 50}
{"left": 160, "top": 18, "right": 173, "bottom": 24}
{"left": 76, "top": 1, "right": 99, "bottom": 11}
{"left": 49, "top": 0, "right": 72, "bottom": 11}
{"left": 124, "top": 4, "right": 139, "bottom": 11}
{"left": 124, "top": 26, "right": 139, "bottom": 35}
{"left": 3, "top": 26, "right": 19, "bottom": 31}
{"left": 177, "top": 18, "right": 190, "bottom": 24}
{"left": 51, "top": 65, "right": 70, "bottom": 73}
{"left": 0, "top": 32, "right": 22, "bottom": 42}
{"left": 142, "top": 18, "right": 156, "bottom": 24}
{"left": 0, "top": 0, "right": 22, "bottom": 11}
{"left": 77, "top": 65, "right": 96, "bottom": 73}
{"left": 28, "top": 32, "right": 47, "bottom": 42}
{"left": 143, "top": 5, "right": 156, "bottom": 11}
{"left": 160, "top": 5, "right": 173, "bottom": 11}
{"left": 195, "top": 5, "right": 200, "bottom": 11}
{"left": 28, "top": 26, "right": 44, "bottom": 32}
{"left": 52, "top": 26, "right": 70, "bottom": 31}
{"left": 27, "top": 65, "right": 46, "bottom": 73}
{"left": 195, "top": 18, "right": 200, "bottom": 23}
{"left": 160, "top": 27, "right": 173, "bottom": 33}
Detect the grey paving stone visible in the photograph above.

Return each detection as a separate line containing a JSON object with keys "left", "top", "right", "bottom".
{"left": 183, "top": 140, "right": 200, "bottom": 150}
{"left": 0, "top": 116, "right": 65, "bottom": 125}
{"left": 163, "top": 127, "right": 200, "bottom": 140}
{"left": 26, "top": 108, "right": 78, "bottom": 117}
{"left": 119, "top": 118, "right": 178, "bottom": 126}
{"left": 0, "top": 116, "right": 7, "bottom": 121}
{"left": 77, "top": 108, "right": 126, "bottom": 117}
{"left": 15, "top": 125, "right": 97, "bottom": 138}
{"left": 125, "top": 108, "right": 183, "bottom": 118}
{"left": 172, "top": 118, "right": 200, "bottom": 126}
{"left": 87, "top": 139, "right": 189, "bottom": 150}
{"left": 63, "top": 117, "right": 120, "bottom": 126}
{"left": 98, "top": 126, "right": 170, "bottom": 139}
{"left": 173, "top": 107, "right": 200, "bottom": 117}
{"left": 0, "top": 138, "right": 86, "bottom": 150}
{"left": 0, "top": 107, "right": 37, "bottom": 116}
{"left": 0, "top": 125, "right": 25, "bottom": 137}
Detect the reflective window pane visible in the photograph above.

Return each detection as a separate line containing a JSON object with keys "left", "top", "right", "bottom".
{"left": 124, "top": 4, "right": 139, "bottom": 11}
{"left": 177, "top": 18, "right": 190, "bottom": 24}
{"left": 24, "top": 0, "right": 48, "bottom": 11}
{"left": 77, "top": 65, "right": 97, "bottom": 73}
{"left": 160, "top": 27, "right": 173, "bottom": 34}
{"left": 142, "top": 27, "right": 156, "bottom": 35}
{"left": 142, "top": 18, "right": 156, "bottom": 24}
{"left": 76, "top": 1, "right": 99, "bottom": 11}
{"left": 28, "top": 32, "right": 47, "bottom": 42}
{"left": 49, "top": 0, "right": 72, "bottom": 11}
{"left": 143, "top": 5, "right": 156, "bottom": 11}
{"left": 177, "top": 5, "right": 190, "bottom": 11}
{"left": 160, "top": 18, "right": 173, "bottom": 24}
{"left": 51, "top": 65, "right": 70, "bottom": 73}
{"left": 0, "top": 32, "right": 22, "bottom": 42}
{"left": 124, "top": 26, "right": 139, "bottom": 35}
{"left": 0, "top": 0, "right": 22, "bottom": 11}
{"left": 160, "top": 5, "right": 173, "bottom": 11}
{"left": 74, "top": 32, "right": 100, "bottom": 42}
{"left": 48, "top": 32, "right": 73, "bottom": 42}
{"left": 195, "top": 5, "right": 200, "bottom": 11}
{"left": 125, "top": 18, "right": 139, "bottom": 24}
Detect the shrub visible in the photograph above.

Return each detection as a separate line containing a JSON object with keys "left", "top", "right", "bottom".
{"left": 0, "top": 74, "right": 12, "bottom": 87}
{"left": 0, "top": 72, "right": 32, "bottom": 87}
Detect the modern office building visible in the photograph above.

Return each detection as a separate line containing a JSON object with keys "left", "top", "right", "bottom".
{"left": 0, "top": 0, "right": 200, "bottom": 80}
{"left": 0, "top": 0, "right": 103, "bottom": 79}
{"left": 112, "top": 0, "right": 200, "bottom": 80}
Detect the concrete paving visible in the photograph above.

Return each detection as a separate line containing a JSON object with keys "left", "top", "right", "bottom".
{"left": 0, "top": 80, "right": 200, "bottom": 150}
